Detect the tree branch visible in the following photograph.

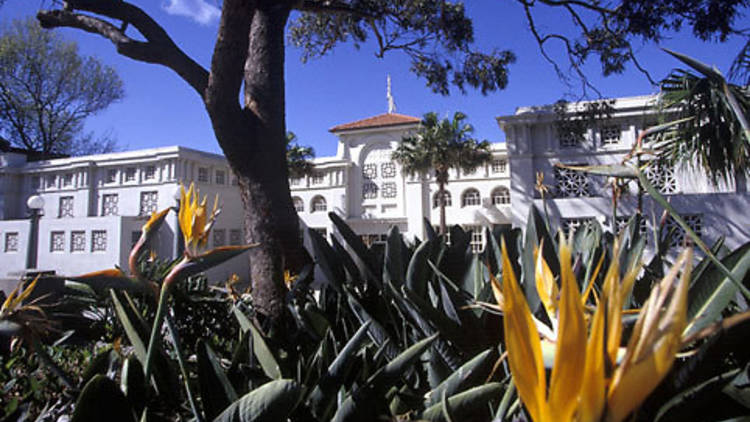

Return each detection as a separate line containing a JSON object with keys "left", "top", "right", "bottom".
{"left": 296, "top": 0, "right": 377, "bottom": 18}
{"left": 205, "top": 0, "right": 254, "bottom": 117}
{"left": 37, "top": 1, "right": 208, "bottom": 96}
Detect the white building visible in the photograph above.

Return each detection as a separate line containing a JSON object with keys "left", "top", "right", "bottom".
{"left": 498, "top": 94, "right": 750, "bottom": 250}
{"left": 292, "top": 112, "right": 512, "bottom": 252}
{"left": 0, "top": 143, "right": 247, "bottom": 284}
{"left": 1, "top": 94, "right": 748, "bottom": 285}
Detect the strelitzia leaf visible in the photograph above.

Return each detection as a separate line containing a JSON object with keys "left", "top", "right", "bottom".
{"left": 197, "top": 339, "right": 239, "bottom": 420}
{"left": 68, "top": 269, "right": 150, "bottom": 295}
{"left": 71, "top": 375, "right": 136, "bottom": 422}
{"left": 212, "top": 379, "right": 300, "bottom": 422}
{"left": 406, "top": 239, "right": 433, "bottom": 299}
{"left": 232, "top": 306, "right": 282, "bottom": 380}
{"left": 167, "top": 245, "right": 256, "bottom": 284}
{"left": 684, "top": 242, "right": 750, "bottom": 338}
{"left": 308, "top": 322, "right": 371, "bottom": 419}
{"left": 427, "top": 348, "right": 495, "bottom": 406}
{"left": 419, "top": 383, "right": 503, "bottom": 422}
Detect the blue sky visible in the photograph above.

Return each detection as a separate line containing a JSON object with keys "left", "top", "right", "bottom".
{"left": 3, "top": 1, "right": 747, "bottom": 157}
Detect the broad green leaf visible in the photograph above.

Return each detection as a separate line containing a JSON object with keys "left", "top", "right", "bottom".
{"left": 427, "top": 349, "right": 495, "bottom": 406}
{"left": 110, "top": 291, "right": 147, "bottom": 365}
{"left": 308, "top": 322, "right": 371, "bottom": 419}
{"left": 121, "top": 355, "right": 146, "bottom": 415}
{"left": 212, "top": 379, "right": 300, "bottom": 422}
{"left": 419, "top": 383, "right": 503, "bottom": 421}
{"left": 232, "top": 306, "right": 282, "bottom": 380}
{"left": 684, "top": 242, "right": 750, "bottom": 338}
{"left": 329, "top": 212, "right": 381, "bottom": 279}
{"left": 406, "top": 238, "right": 433, "bottom": 299}
{"left": 198, "top": 339, "right": 239, "bottom": 420}
{"left": 81, "top": 348, "right": 114, "bottom": 387}
{"left": 347, "top": 293, "right": 399, "bottom": 360}
{"left": 68, "top": 269, "right": 150, "bottom": 295}
{"left": 309, "top": 227, "right": 345, "bottom": 293}
{"left": 71, "top": 375, "right": 136, "bottom": 422}
{"left": 523, "top": 205, "right": 558, "bottom": 313}
{"left": 384, "top": 225, "right": 405, "bottom": 288}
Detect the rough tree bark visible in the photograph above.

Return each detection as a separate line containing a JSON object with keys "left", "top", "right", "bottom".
{"left": 38, "top": 0, "right": 306, "bottom": 326}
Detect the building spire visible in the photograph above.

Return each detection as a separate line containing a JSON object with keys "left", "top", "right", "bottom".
{"left": 387, "top": 74, "right": 396, "bottom": 114}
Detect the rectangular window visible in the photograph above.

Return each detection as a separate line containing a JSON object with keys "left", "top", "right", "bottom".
{"left": 46, "top": 174, "right": 56, "bottom": 189}
{"left": 361, "top": 234, "right": 388, "bottom": 247}
{"left": 492, "top": 159, "right": 507, "bottom": 173}
{"left": 50, "top": 231, "right": 65, "bottom": 252}
{"left": 559, "top": 130, "right": 583, "bottom": 148}
{"left": 63, "top": 173, "right": 74, "bottom": 187}
{"left": 4, "top": 232, "right": 19, "bottom": 252}
{"left": 231, "top": 176, "right": 239, "bottom": 186}
{"left": 213, "top": 229, "right": 226, "bottom": 247}
{"left": 311, "top": 172, "right": 325, "bottom": 185}
{"left": 381, "top": 182, "right": 397, "bottom": 198}
{"left": 31, "top": 176, "right": 41, "bottom": 190}
{"left": 561, "top": 217, "right": 595, "bottom": 236}
{"left": 125, "top": 167, "right": 137, "bottom": 182}
{"left": 644, "top": 161, "right": 677, "bottom": 194}
{"left": 198, "top": 167, "right": 209, "bottom": 183}
{"left": 215, "top": 170, "right": 226, "bottom": 185}
{"left": 230, "top": 229, "right": 242, "bottom": 246}
{"left": 381, "top": 162, "right": 396, "bottom": 178}
{"left": 600, "top": 125, "right": 621, "bottom": 145}
{"left": 106, "top": 169, "right": 117, "bottom": 184}
{"left": 102, "top": 194, "right": 119, "bottom": 216}
{"left": 664, "top": 214, "right": 702, "bottom": 247}
{"left": 554, "top": 165, "right": 591, "bottom": 198}
{"left": 290, "top": 177, "right": 301, "bottom": 186}
{"left": 139, "top": 191, "right": 158, "bottom": 216}
{"left": 362, "top": 164, "right": 377, "bottom": 179}
{"left": 59, "top": 196, "right": 74, "bottom": 218}
{"left": 71, "top": 231, "right": 85, "bottom": 252}
{"left": 362, "top": 182, "right": 378, "bottom": 199}
{"left": 144, "top": 165, "right": 156, "bottom": 180}
{"left": 92, "top": 230, "right": 107, "bottom": 252}
{"left": 464, "top": 225, "right": 484, "bottom": 253}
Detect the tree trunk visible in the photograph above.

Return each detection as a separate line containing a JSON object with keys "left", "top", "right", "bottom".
{"left": 206, "top": 3, "right": 305, "bottom": 326}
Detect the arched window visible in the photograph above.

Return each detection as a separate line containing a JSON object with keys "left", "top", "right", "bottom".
{"left": 491, "top": 187, "right": 510, "bottom": 205}
{"left": 432, "top": 191, "right": 452, "bottom": 208}
{"left": 461, "top": 188, "right": 481, "bottom": 207}
{"left": 311, "top": 196, "right": 327, "bottom": 212}
{"left": 292, "top": 196, "right": 304, "bottom": 212}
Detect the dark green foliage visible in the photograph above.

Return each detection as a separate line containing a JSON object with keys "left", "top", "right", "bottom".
{"left": 71, "top": 375, "right": 135, "bottom": 422}
{"left": 289, "top": 1, "right": 515, "bottom": 95}
{"left": 6, "top": 205, "right": 750, "bottom": 421}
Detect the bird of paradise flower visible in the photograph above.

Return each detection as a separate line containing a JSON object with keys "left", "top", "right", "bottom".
{"left": 499, "top": 234, "right": 692, "bottom": 422}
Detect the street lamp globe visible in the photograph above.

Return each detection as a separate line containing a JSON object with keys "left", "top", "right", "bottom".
{"left": 27, "top": 195, "right": 44, "bottom": 211}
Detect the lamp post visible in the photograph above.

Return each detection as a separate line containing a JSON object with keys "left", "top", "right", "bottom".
{"left": 25, "top": 195, "right": 44, "bottom": 270}
{"left": 172, "top": 185, "right": 184, "bottom": 260}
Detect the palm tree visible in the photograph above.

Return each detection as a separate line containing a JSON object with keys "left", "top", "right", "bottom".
{"left": 656, "top": 49, "right": 750, "bottom": 189}
{"left": 393, "top": 111, "right": 491, "bottom": 235}
{"left": 286, "top": 131, "right": 315, "bottom": 179}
